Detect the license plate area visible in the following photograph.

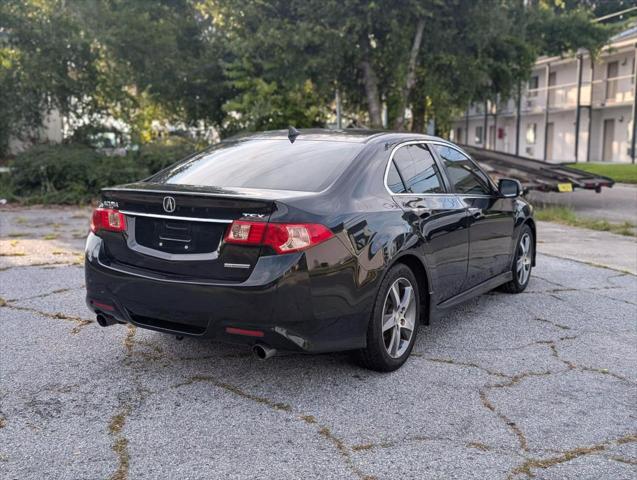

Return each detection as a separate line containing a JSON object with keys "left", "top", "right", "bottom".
{"left": 135, "top": 216, "right": 225, "bottom": 254}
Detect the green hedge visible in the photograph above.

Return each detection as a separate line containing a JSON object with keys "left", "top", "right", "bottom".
{"left": 3, "top": 141, "right": 197, "bottom": 204}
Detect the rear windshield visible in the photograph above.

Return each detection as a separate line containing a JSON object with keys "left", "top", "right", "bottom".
{"left": 149, "top": 139, "right": 364, "bottom": 192}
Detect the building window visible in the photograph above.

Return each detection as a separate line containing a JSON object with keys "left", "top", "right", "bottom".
{"left": 455, "top": 127, "right": 462, "bottom": 143}
{"left": 528, "top": 75, "right": 539, "bottom": 97}
{"left": 475, "top": 126, "right": 483, "bottom": 144}
{"left": 526, "top": 123, "right": 537, "bottom": 145}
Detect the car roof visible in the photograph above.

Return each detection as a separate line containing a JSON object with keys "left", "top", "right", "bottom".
{"left": 224, "top": 128, "right": 450, "bottom": 145}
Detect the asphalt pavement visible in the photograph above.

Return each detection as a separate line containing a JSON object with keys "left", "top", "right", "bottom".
{"left": 1, "top": 207, "right": 636, "bottom": 479}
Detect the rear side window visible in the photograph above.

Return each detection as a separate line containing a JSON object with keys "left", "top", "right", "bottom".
{"left": 386, "top": 162, "right": 406, "bottom": 194}
{"left": 150, "top": 139, "right": 364, "bottom": 192}
{"left": 388, "top": 143, "right": 444, "bottom": 194}
{"left": 433, "top": 145, "right": 492, "bottom": 195}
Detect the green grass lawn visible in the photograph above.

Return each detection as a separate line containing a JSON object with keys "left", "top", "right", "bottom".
{"left": 535, "top": 206, "right": 636, "bottom": 237}
{"left": 567, "top": 163, "right": 637, "bottom": 184}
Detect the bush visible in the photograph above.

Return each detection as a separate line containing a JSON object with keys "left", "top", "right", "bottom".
{"left": 136, "top": 139, "right": 197, "bottom": 175}
{"left": 6, "top": 140, "right": 198, "bottom": 204}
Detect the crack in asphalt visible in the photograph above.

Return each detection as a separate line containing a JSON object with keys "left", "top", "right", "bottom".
{"left": 116, "top": 332, "right": 374, "bottom": 478}
{"left": 173, "top": 375, "right": 293, "bottom": 412}
{"left": 172, "top": 374, "right": 374, "bottom": 479}
{"left": 5, "top": 287, "right": 82, "bottom": 303}
{"left": 546, "top": 340, "right": 634, "bottom": 384}
{"left": 0, "top": 261, "right": 80, "bottom": 272}
{"left": 533, "top": 317, "right": 570, "bottom": 330}
{"left": 105, "top": 325, "right": 156, "bottom": 480}
{"left": 1, "top": 300, "right": 93, "bottom": 334}
{"left": 507, "top": 433, "right": 637, "bottom": 479}
{"left": 606, "top": 455, "right": 637, "bottom": 465}
{"left": 418, "top": 335, "right": 634, "bottom": 461}
{"left": 479, "top": 390, "right": 529, "bottom": 452}
{"left": 108, "top": 405, "right": 132, "bottom": 480}
{"left": 349, "top": 435, "right": 535, "bottom": 462}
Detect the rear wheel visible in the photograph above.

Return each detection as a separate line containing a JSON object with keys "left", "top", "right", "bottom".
{"left": 500, "top": 224, "right": 533, "bottom": 293}
{"left": 356, "top": 264, "right": 420, "bottom": 372}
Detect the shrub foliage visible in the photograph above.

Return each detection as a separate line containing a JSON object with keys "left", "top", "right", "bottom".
{"left": 5, "top": 142, "right": 196, "bottom": 204}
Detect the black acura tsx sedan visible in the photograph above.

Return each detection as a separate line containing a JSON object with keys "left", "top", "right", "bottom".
{"left": 85, "top": 129, "right": 535, "bottom": 371}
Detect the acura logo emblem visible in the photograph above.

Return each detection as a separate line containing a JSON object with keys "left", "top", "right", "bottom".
{"left": 163, "top": 196, "right": 176, "bottom": 213}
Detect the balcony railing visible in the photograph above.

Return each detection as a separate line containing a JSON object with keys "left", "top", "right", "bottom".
{"left": 591, "top": 73, "right": 635, "bottom": 106}
{"left": 464, "top": 71, "right": 635, "bottom": 118}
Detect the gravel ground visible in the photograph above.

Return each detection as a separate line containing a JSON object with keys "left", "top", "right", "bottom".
{"left": 1, "top": 207, "right": 636, "bottom": 480}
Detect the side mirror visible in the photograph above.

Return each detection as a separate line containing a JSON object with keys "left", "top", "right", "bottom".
{"left": 498, "top": 178, "right": 521, "bottom": 198}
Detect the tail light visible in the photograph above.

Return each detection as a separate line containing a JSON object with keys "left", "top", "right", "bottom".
{"left": 224, "top": 221, "right": 333, "bottom": 254}
{"left": 91, "top": 208, "right": 126, "bottom": 234}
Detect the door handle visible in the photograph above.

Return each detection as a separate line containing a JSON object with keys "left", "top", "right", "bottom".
{"left": 468, "top": 207, "right": 483, "bottom": 219}
{"left": 410, "top": 207, "right": 431, "bottom": 217}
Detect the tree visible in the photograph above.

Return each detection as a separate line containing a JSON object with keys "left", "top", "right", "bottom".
{"left": 0, "top": 0, "right": 104, "bottom": 154}
{"left": 0, "top": 0, "right": 618, "bottom": 157}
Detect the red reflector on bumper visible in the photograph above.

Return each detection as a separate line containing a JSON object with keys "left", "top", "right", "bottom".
{"left": 225, "top": 327, "right": 264, "bottom": 337}
{"left": 91, "top": 300, "right": 114, "bottom": 311}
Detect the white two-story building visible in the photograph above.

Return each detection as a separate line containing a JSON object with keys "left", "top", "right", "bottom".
{"left": 450, "top": 24, "right": 637, "bottom": 163}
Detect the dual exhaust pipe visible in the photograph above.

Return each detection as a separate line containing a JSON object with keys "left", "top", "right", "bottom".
{"left": 96, "top": 314, "right": 277, "bottom": 360}
{"left": 252, "top": 343, "right": 276, "bottom": 361}
{"left": 95, "top": 313, "right": 119, "bottom": 327}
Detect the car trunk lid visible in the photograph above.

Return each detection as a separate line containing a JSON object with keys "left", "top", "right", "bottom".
{"left": 98, "top": 184, "right": 284, "bottom": 282}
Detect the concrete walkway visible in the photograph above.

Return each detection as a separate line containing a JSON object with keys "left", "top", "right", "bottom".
{"left": 537, "top": 220, "right": 637, "bottom": 275}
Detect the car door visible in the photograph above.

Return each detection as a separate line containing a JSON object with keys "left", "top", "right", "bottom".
{"left": 432, "top": 144, "right": 515, "bottom": 289}
{"left": 387, "top": 142, "right": 469, "bottom": 303}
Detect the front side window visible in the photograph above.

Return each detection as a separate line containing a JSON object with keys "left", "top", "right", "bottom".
{"left": 433, "top": 145, "right": 492, "bottom": 195}
{"left": 388, "top": 144, "right": 444, "bottom": 195}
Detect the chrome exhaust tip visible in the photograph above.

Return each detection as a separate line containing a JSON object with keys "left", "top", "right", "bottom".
{"left": 96, "top": 313, "right": 117, "bottom": 327}
{"left": 252, "top": 344, "right": 276, "bottom": 361}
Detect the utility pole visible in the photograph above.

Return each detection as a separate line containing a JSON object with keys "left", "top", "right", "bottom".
{"left": 483, "top": 99, "right": 488, "bottom": 149}
{"left": 574, "top": 54, "right": 583, "bottom": 162}
{"left": 335, "top": 89, "right": 342, "bottom": 129}
{"left": 516, "top": 81, "right": 521, "bottom": 156}
{"left": 631, "top": 44, "right": 637, "bottom": 164}
{"left": 465, "top": 106, "right": 470, "bottom": 145}
{"left": 543, "top": 63, "right": 551, "bottom": 161}
{"left": 493, "top": 99, "right": 498, "bottom": 152}
{"left": 586, "top": 61, "right": 595, "bottom": 162}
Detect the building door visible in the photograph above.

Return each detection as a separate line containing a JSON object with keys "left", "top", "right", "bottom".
{"left": 606, "top": 61, "right": 618, "bottom": 101}
{"left": 546, "top": 122, "right": 554, "bottom": 161}
{"left": 602, "top": 119, "right": 615, "bottom": 161}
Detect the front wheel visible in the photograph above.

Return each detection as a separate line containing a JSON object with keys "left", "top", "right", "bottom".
{"left": 500, "top": 224, "right": 534, "bottom": 294}
{"left": 356, "top": 264, "right": 420, "bottom": 372}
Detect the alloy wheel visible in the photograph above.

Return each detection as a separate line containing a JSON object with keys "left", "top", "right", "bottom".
{"left": 381, "top": 277, "right": 416, "bottom": 358}
{"left": 516, "top": 233, "right": 532, "bottom": 285}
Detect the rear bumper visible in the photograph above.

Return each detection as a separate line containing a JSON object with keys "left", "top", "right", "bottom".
{"left": 85, "top": 233, "right": 369, "bottom": 353}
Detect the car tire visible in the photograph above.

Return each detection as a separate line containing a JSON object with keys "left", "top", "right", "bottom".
{"left": 356, "top": 263, "right": 420, "bottom": 372}
{"left": 500, "top": 224, "right": 534, "bottom": 294}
